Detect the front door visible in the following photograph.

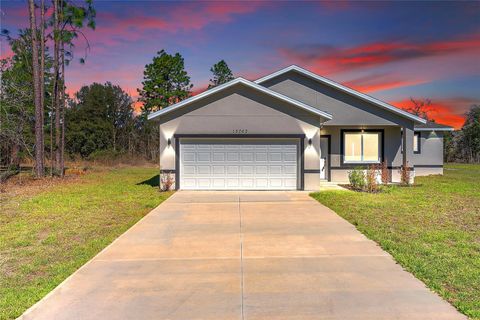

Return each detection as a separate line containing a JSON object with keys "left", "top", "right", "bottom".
{"left": 320, "top": 136, "right": 330, "bottom": 181}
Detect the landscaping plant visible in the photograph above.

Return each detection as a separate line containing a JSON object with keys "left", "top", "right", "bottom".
{"left": 348, "top": 167, "right": 365, "bottom": 190}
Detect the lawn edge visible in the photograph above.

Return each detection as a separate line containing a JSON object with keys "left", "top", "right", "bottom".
{"left": 16, "top": 192, "right": 175, "bottom": 320}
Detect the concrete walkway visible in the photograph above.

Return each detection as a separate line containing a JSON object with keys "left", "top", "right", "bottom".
{"left": 20, "top": 191, "right": 465, "bottom": 320}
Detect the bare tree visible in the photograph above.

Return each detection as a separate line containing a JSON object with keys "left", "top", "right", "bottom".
{"left": 406, "top": 98, "right": 434, "bottom": 121}
{"left": 52, "top": 0, "right": 61, "bottom": 175}
{"left": 28, "top": 0, "right": 45, "bottom": 177}
{"left": 40, "top": 0, "right": 46, "bottom": 172}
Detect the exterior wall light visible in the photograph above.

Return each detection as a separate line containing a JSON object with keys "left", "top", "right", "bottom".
{"left": 308, "top": 138, "right": 312, "bottom": 147}
{"left": 167, "top": 138, "right": 172, "bottom": 147}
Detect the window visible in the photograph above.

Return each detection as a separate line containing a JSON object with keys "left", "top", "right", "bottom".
{"left": 400, "top": 130, "right": 421, "bottom": 154}
{"left": 343, "top": 131, "right": 382, "bottom": 163}
{"left": 413, "top": 132, "right": 421, "bottom": 154}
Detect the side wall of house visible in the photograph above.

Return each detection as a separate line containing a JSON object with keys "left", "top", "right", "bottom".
{"left": 413, "top": 131, "right": 444, "bottom": 176}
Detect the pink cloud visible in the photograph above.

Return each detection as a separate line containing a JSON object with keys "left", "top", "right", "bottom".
{"left": 344, "top": 73, "right": 427, "bottom": 93}
{"left": 279, "top": 32, "right": 480, "bottom": 75}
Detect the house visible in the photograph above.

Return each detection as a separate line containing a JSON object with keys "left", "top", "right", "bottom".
{"left": 148, "top": 65, "right": 453, "bottom": 190}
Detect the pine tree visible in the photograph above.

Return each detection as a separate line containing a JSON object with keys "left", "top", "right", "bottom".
{"left": 208, "top": 60, "right": 234, "bottom": 88}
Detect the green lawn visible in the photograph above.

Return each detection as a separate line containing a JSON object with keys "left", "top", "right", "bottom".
{"left": 311, "top": 164, "right": 480, "bottom": 319}
{"left": 0, "top": 167, "right": 171, "bottom": 320}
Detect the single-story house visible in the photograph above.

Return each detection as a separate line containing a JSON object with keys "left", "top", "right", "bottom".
{"left": 148, "top": 65, "right": 453, "bottom": 190}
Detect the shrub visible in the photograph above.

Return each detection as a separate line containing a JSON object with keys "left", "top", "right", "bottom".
{"left": 348, "top": 167, "right": 365, "bottom": 190}
{"left": 399, "top": 162, "right": 412, "bottom": 185}
{"left": 366, "top": 165, "right": 379, "bottom": 193}
{"left": 381, "top": 159, "right": 389, "bottom": 184}
{"left": 160, "top": 172, "right": 175, "bottom": 191}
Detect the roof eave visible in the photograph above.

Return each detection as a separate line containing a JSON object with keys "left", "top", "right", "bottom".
{"left": 415, "top": 127, "right": 455, "bottom": 132}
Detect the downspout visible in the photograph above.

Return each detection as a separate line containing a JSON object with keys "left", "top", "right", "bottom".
{"left": 402, "top": 126, "right": 407, "bottom": 169}
{"left": 159, "top": 121, "right": 161, "bottom": 191}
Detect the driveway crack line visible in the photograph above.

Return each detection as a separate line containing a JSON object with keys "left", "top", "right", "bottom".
{"left": 238, "top": 195, "right": 245, "bottom": 320}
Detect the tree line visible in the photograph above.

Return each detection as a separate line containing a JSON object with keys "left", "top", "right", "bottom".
{"left": 1, "top": 0, "right": 95, "bottom": 178}
{"left": 1, "top": 27, "right": 235, "bottom": 173}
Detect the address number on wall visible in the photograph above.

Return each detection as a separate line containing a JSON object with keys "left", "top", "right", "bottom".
{"left": 232, "top": 129, "right": 248, "bottom": 134}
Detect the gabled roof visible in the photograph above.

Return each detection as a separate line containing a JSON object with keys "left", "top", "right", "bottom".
{"left": 415, "top": 121, "right": 454, "bottom": 131}
{"left": 147, "top": 77, "right": 332, "bottom": 121}
{"left": 255, "top": 65, "right": 427, "bottom": 124}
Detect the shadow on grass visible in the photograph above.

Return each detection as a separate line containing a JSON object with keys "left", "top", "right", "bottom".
{"left": 137, "top": 175, "right": 159, "bottom": 187}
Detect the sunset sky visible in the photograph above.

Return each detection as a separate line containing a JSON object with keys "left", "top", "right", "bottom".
{"left": 1, "top": 1, "right": 479, "bottom": 128}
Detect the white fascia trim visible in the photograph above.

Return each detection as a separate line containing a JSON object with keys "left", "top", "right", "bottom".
{"left": 415, "top": 127, "right": 454, "bottom": 132}
{"left": 255, "top": 65, "right": 427, "bottom": 124}
{"left": 147, "top": 77, "right": 332, "bottom": 121}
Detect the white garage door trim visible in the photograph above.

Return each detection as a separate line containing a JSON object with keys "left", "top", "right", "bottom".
{"left": 177, "top": 137, "right": 302, "bottom": 190}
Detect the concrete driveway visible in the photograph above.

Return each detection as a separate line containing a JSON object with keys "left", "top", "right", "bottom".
{"left": 21, "top": 191, "right": 464, "bottom": 320}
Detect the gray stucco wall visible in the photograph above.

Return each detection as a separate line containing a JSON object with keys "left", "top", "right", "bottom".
{"left": 412, "top": 131, "right": 444, "bottom": 166}
{"left": 261, "top": 70, "right": 415, "bottom": 128}
{"left": 156, "top": 83, "right": 324, "bottom": 190}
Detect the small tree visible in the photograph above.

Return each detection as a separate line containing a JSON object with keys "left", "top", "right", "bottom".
{"left": 405, "top": 98, "right": 435, "bottom": 121}
{"left": 208, "top": 60, "right": 234, "bottom": 88}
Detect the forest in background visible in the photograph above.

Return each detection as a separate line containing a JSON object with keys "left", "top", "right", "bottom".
{"left": 1, "top": 1, "right": 479, "bottom": 182}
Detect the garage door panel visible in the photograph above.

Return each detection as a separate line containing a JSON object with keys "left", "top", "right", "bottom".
{"left": 283, "top": 165, "right": 297, "bottom": 174}
{"left": 197, "top": 179, "right": 211, "bottom": 188}
{"left": 240, "top": 153, "right": 254, "bottom": 161}
{"left": 180, "top": 139, "right": 298, "bottom": 190}
{"left": 212, "top": 153, "right": 225, "bottom": 161}
{"left": 212, "top": 166, "right": 225, "bottom": 175}
{"left": 255, "top": 153, "right": 268, "bottom": 161}
{"left": 227, "top": 166, "right": 239, "bottom": 174}
{"left": 183, "top": 166, "right": 196, "bottom": 175}
{"left": 227, "top": 153, "right": 239, "bottom": 161}
{"left": 284, "top": 178, "right": 297, "bottom": 187}
{"left": 212, "top": 179, "right": 225, "bottom": 188}
{"left": 255, "top": 166, "right": 268, "bottom": 174}
{"left": 183, "top": 152, "right": 196, "bottom": 162}
{"left": 227, "top": 178, "right": 240, "bottom": 188}
{"left": 284, "top": 152, "right": 297, "bottom": 162}
{"left": 269, "top": 153, "right": 282, "bottom": 161}
{"left": 241, "top": 166, "right": 254, "bottom": 174}
{"left": 197, "top": 166, "right": 211, "bottom": 174}
{"left": 269, "top": 166, "right": 282, "bottom": 175}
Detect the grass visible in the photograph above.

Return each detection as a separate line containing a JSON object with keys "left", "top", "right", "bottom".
{"left": 311, "top": 164, "right": 480, "bottom": 319}
{"left": 0, "top": 167, "right": 172, "bottom": 320}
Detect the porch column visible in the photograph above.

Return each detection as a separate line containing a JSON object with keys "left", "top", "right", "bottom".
{"left": 158, "top": 122, "right": 161, "bottom": 191}
{"left": 319, "top": 119, "right": 323, "bottom": 184}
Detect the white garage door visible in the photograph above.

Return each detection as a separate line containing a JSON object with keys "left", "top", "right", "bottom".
{"left": 179, "top": 139, "right": 298, "bottom": 190}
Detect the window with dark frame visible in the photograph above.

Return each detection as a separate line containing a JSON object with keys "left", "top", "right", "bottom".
{"left": 342, "top": 130, "right": 383, "bottom": 164}
{"left": 413, "top": 132, "right": 421, "bottom": 154}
